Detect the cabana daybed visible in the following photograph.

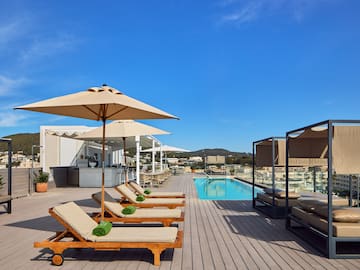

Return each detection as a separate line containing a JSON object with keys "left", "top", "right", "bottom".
{"left": 286, "top": 120, "right": 360, "bottom": 259}
{"left": 252, "top": 137, "right": 301, "bottom": 218}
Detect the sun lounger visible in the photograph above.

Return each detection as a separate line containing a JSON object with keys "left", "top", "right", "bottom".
{"left": 129, "top": 181, "right": 185, "bottom": 198}
{"left": 33, "top": 202, "right": 183, "bottom": 266}
{"left": 91, "top": 191, "right": 184, "bottom": 226}
{"left": 114, "top": 184, "right": 185, "bottom": 209}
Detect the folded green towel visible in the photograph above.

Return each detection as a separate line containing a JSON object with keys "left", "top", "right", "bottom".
{"left": 136, "top": 195, "right": 145, "bottom": 202}
{"left": 144, "top": 189, "right": 151, "bottom": 195}
{"left": 92, "top": 221, "right": 112, "bottom": 236}
{"left": 122, "top": 205, "right": 136, "bottom": 215}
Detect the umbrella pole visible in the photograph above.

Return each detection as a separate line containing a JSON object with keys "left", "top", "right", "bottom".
{"left": 123, "top": 137, "right": 129, "bottom": 186}
{"left": 101, "top": 118, "right": 106, "bottom": 221}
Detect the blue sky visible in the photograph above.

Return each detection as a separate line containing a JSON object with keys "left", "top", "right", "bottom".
{"left": 0, "top": 0, "right": 360, "bottom": 153}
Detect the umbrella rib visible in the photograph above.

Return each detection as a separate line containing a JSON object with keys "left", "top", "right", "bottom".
{"left": 107, "top": 106, "right": 129, "bottom": 119}
{"left": 83, "top": 105, "right": 103, "bottom": 120}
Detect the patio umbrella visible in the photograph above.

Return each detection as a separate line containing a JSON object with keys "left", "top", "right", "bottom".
{"left": 75, "top": 119, "right": 170, "bottom": 184}
{"left": 142, "top": 145, "right": 190, "bottom": 153}
{"left": 142, "top": 144, "right": 190, "bottom": 173}
{"left": 15, "top": 84, "right": 178, "bottom": 220}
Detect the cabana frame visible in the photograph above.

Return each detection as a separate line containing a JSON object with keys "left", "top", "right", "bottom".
{"left": 252, "top": 136, "right": 287, "bottom": 218}
{"left": 0, "top": 138, "right": 12, "bottom": 214}
{"left": 285, "top": 119, "right": 360, "bottom": 259}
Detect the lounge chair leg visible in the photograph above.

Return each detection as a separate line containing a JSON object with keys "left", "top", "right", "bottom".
{"left": 150, "top": 247, "right": 165, "bottom": 266}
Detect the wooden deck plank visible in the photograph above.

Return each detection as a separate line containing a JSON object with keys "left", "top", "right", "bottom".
{"left": 2, "top": 173, "right": 360, "bottom": 269}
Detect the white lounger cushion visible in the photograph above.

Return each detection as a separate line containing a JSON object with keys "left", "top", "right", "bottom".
{"left": 53, "top": 201, "right": 99, "bottom": 240}
{"left": 90, "top": 227, "right": 178, "bottom": 243}
{"left": 53, "top": 202, "right": 178, "bottom": 242}
{"left": 129, "top": 182, "right": 184, "bottom": 197}
{"left": 116, "top": 185, "right": 184, "bottom": 204}
{"left": 93, "top": 191, "right": 182, "bottom": 218}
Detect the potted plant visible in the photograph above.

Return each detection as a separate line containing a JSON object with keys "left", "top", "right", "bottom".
{"left": 34, "top": 170, "right": 49, "bottom": 192}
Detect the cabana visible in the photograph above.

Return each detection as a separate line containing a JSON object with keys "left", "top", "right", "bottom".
{"left": 0, "top": 138, "right": 12, "bottom": 213}
{"left": 252, "top": 137, "right": 299, "bottom": 218}
{"left": 286, "top": 120, "right": 360, "bottom": 259}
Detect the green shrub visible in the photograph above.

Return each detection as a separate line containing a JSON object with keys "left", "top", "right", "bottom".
{"left": 34, "top": 170, "right": 49, "bottom": 183}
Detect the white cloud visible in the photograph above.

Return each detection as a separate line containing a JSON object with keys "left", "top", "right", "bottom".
{"left": 20, "top": 33, "right": 79, "bottom": 64}
{"left": 219, "top": 0, "right": 338, "bottom": 25}
{"left": 222, "top": 1, "right": 263, "bottom": 24}
{"left": 0, "top": 19, "right": 28, "bottom": 46}
{"left": 0, "top": 112, "right": 26, "bottom": 127}
{"left": 0, "top": 75, "right": 28, "bottom": 96}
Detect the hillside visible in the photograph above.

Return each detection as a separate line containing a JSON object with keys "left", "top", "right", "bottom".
{"left": 168, "top": 148, "right": 252, "bottom": 165}
{"left": 0, "top": 133, "right": 40, "bottom": 155}
{"left": 0, "top": 134, "right": 252, "bottom": 164}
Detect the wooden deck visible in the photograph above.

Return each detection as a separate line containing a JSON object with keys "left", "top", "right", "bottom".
{"left": 1, "top": 173, "right": 360, "bottom": 269}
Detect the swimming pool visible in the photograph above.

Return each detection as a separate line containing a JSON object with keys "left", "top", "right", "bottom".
{"left": 193, "top": 177, "right": 262, "bottom": 200}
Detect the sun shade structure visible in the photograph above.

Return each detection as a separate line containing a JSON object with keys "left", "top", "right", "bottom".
{"left": 285, "top": 119, "right": 360, "bottom": 259}
{"left": 252, "top": 137, "right": 290, "bottom": 218}
{"left": 75, "top": 120, "right": 170, "bottom": 185}
{"left": 15, "top": 84, "right": 178, "bottom": 221}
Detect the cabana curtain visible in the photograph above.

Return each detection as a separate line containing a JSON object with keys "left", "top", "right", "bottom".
{"left": 288, "top": 126, "right": 360, "bottom": 174}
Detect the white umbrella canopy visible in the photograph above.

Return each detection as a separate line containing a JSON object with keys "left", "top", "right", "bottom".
{"left": 75, "top": 120, "right": 170, "bottom": 184}
{"left": 15, "top": 85, "right": 178, "bottom": 220}
{"left": 75, "top": 120, "right": 169, "bottom": 140}
{"left": 142, "top": 144, "right": 190, "bottom": 153}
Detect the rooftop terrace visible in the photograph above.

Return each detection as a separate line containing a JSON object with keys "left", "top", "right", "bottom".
{"left": 1, "top": 174, "right": 360, "bottom": 269}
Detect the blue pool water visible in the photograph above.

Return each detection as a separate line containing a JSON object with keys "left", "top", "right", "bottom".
{"left": 194, "top": 177, "right": 262, "bottom": 200}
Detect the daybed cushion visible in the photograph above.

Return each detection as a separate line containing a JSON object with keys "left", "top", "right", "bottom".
{"left": 274, "top": 191, "right": 300, "bottom": 199}
{"left": 263, "top": 188, "right": 300, "bottom": 199}
{"left": 257, "top": 193, "right": 299, "bottom": 207}
{"left": 292, "top": 206, "right": 360, "bottom": 237}
{"left": 333, "top": 208, "right": 360, "bottom": 223}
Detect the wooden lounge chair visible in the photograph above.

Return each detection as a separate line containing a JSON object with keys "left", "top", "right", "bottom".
{"left": 34, "top": 202, "right": 183, "bottom": 266}
{"left": 91, "top": 191, "right": 184, "bottom": 226}
{"left": 129, "top": 181, "right": 185, "bottom": 198}
{"left": 114, "top": 184, "right": 185, "bottom": 209}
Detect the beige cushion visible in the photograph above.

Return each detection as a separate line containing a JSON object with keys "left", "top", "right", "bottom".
{"left": 129, "top": 181, "right": 184, "bottom": 197}
{"left": 333, "top": 208, "right": 360, "bottom": 223}
{"left": 298, "top": 200, "right": 327, "bottom": 212}
{"left": 150, "top": 191, "right": 184, "bottom": 197}
{"left": 257, "top": 193, "right": 299, "bottom": 207}
{"left": 132, "top": 208, "right": 182, "bottom": 218}
{"left": 53, "top": 202, "right": 98, "bottom": 240}
{"left": 292, "top": 206, "right": 360, "bottom": 237}
{"left": 129, "top": 181, "right": 145, "bottom": 194}
{"left": 274, "top": 191, "right": 300, "bottom": 199}
{"left": 142, "top": 198, "right": 184, "bottom": 204}
{"left": 91, "top": 227, "right": 178, "bottom": 243}
{"left": 116, "top": 184, "right": 138, "bottom": 203}
{"left": 93, "top": 191, "right": 126, "bottom": 217}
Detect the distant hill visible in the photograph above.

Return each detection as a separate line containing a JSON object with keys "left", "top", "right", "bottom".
{"left": 0, "top": 134, "right": 252, "bottom": 164}
{"left": 168, "top": 148, "right": 250, "bottom": 157}
{"left": 0, "top": 133, "right": 40, "bottom": 155}
{"left": 168, "top": 148, "right": 252, "bottom": 165}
